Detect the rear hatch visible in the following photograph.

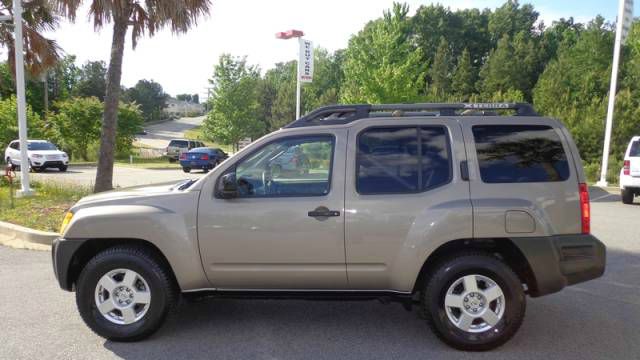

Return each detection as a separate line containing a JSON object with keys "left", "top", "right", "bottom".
{"left": 167, "top": 140, "right": 188, "bottom": 156}
{"left": 628, "top": 140, "right": 640, "bottom": 176}
{"left": 181, "top": 151, "right": 210, "bottom": 163}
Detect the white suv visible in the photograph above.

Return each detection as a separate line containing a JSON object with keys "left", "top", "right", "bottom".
{"left": 620, "top": 136, "right": 640, "bottom": 204}
{"left": 4, "top": 139, "right": 69, "bottom": 172}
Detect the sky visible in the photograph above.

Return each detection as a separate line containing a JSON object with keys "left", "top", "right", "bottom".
{"left": 41, "top": 0, "right": 640, "bottom": 99}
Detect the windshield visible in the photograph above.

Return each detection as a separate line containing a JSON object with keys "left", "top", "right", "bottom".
{"left": 28, "top": 142, "right": 57, "bottom": 151}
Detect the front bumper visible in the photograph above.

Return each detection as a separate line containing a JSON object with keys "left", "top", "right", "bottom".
{"left": 32, "top": 160, "right": 68, "bottom": 167}
{"left": 51, "top": 237, "right": 86, "bottom": 291}
{"left": 512, "top": 234, "right": 606, "bottom": 297}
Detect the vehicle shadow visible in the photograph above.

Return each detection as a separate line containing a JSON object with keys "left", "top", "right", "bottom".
{"left": 103, "top": 250, "right": 640, "bottom": 360}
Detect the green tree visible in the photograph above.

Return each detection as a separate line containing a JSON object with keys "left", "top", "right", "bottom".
{"left": 0, "top": 96, "right": 44, "bottom": 152}
{"left": 203, "top": 54, "right": 264, "bottom": 150}
{"left": 116, "top": 102, "right": 144, "bottom": 156}
{"left": 49, "top": 97, "right": 102, "bottom": 160}
{"left": 451, "top": 48, "right": 476, "bottom": 100}
{"left": 0, "top": 0, "right": 63, "bottom": 76}
{"left": 176, "top": 94, "right": 192, "bottom": 102}
{"left": 428, "top": 37, "right": 452, "bottom": 98}
{"left": 488, "top": 0, "right": 539, "bottom": 44}
{"left": 59, "top": 0, "right": 211, "bottom": 192}
{"left": 340, "top": 3, "right": 426, "bottom": 103}
{"left": 73, "top": 61, "right": 107, "bottom": 100}
{"left": 123, "top": 79, "right": 169, "bottom": 122}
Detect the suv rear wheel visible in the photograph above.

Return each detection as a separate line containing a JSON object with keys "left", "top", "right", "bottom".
{"left": 421, "top": 253, "right": 526, "bottom": 351}
{"left": 621, "top": 188, "right": 634, "bottom": 204}
{"left": 75, "top": 246, "right": 178, "bottom": 341}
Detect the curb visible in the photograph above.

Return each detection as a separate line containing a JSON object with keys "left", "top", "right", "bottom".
{"left": 0, "top": 221, "right": 56, "bottom": 251}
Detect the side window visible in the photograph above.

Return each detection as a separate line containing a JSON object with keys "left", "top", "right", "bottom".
{"left": 357, "top": 126, "right": 451, "bottom": 194}
{"left": 10, "top": 142, "right": 19, "bottom": 150}
{"left": 472, "top": 125, "right": 570, "bottom": 183}
{"left": 230, "top": 135, "right": 334, "bottom": 197}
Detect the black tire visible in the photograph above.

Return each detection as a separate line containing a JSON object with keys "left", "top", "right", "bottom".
{"left": 6, "top": 157, "right": 16, "bottom": 171}
{"left": 183, "top": 167, "right": 191, "bottom": 173}
{"left": 621, "top": 188, "right": 634, "bottom": 204}
{"left": 59, "top": 165, "right": 68, "bottom": 172}
{"left": 75, "top": 246, "right": 178, "bottom": 341}
{"left": 421, "top": 253, "right": 526, "bottom": 351}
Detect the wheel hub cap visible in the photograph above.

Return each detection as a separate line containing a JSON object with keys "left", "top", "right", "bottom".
{"left": 94, "top": 268, "right": 151, "bottom": 325}
{"left": 444, "top": 274, "right": 505, "bottom": 333}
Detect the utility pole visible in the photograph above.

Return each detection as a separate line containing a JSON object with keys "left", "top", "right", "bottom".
{"left": 597, "top": 0, "right": 634, "bottom": 187}
{"left": 12, "top": 0, "right": 32, "bottom": 196}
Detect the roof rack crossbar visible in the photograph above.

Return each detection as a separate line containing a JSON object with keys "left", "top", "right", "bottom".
{"left": 284, "top": 103, "right": 537, "bottom": 128}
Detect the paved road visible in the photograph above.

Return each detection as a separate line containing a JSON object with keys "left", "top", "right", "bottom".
{"left": 1, "top": 191, "right": 638, "bottom": 359}
{"left": 30, "top": 165, "right": 206, "bottom": 188}
{"left": 136, "top": 116, "right": 206, "bottom": 149}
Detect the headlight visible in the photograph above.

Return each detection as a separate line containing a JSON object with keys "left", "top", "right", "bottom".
{"left": 32, "top": 154, "right": 43, "bottom": 158}
{"left": 59, "top": 211, "right": 73, "bottom": 234}
{"left": 62, "top": 153, "right": 68, "bottom": 158}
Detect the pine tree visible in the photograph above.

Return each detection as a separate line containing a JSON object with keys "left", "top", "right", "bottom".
{"left": 451, "top": 48, "right": 475, "bottom": 100}
{"left": 428, "top": 37, "right": 451, "bottom": 97}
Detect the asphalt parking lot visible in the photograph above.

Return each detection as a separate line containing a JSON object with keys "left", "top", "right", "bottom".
{"left": 0, "top": 189, "right": 638, "bottom": 360}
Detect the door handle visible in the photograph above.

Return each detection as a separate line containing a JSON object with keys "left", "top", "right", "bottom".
{"left": 308, "top": 206, "right": 340, "bottom": 217}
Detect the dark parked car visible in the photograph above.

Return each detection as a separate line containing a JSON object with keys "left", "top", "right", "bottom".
{"left": 180, "top": 147, "right": 228, "bottom": 173}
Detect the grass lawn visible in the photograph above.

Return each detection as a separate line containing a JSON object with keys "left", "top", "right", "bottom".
{"left": 184, "top": 126, "right": 234, "bottom": 153}
{"left": 0, "top": 180, "right": 90, "bottom": 233}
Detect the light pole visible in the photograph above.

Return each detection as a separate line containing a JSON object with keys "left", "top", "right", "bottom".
{"left": 597, "top": 0, "right": 634, "bottom": 187}
{"left": 276, "top": 29, "right": 304, "bottom": 120}
{"left": 1, "top": 1, "right": 32, "bottom": 195}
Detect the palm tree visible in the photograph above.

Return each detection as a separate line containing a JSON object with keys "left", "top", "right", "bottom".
{"left": 58, "top": 0, "right": 211, "bottom": 192}
{"left": 0, "top": 0, "right": 62, "bottom": 76}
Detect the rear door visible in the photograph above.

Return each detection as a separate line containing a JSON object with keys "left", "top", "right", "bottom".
{"left": 461, "top": 118, "right": 580, "bottom": 236}
{"left": 627, "top": 140, "right": 640, "bottom": 176}
{"left": 344, "top": 118, "right": 472, "bottom": 291}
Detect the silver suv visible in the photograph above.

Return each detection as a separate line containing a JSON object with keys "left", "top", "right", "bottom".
{"left": 52, "top": 103, "right": 605, "bottom": 351}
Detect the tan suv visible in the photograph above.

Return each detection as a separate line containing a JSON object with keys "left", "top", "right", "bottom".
{"left": 52, "top": 103, "right": 605, "bottom": 351}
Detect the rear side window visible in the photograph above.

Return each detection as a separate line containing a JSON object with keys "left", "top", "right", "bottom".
{"left": 357, "top": 126, "right": 451, "bottom": 194}
{"left": 169, "top": 140, "right": 188, "bottom": 148}
{"left": 472, "top": 125, "right": 570, "bottom": 183}
{"left": 629, "top": 141, "right": 640, "bottom": 157}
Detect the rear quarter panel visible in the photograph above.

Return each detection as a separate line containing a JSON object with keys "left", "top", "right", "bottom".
{"left": 461, "top": 117, "right": 582, "bottom": 237}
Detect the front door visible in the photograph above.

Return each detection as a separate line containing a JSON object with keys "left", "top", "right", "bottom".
{"left": 197, "top": 130, "right": 347, "bottom": 289}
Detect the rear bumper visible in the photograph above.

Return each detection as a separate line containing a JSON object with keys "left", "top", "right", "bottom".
{"left": 180, "top": 160, "right": 211, "bottom": 168}
{"left": 619, "top": 174, "right": 640, "bottom": 189}
{"left": 511, "top": 234, "right": 606, "bottom": 297}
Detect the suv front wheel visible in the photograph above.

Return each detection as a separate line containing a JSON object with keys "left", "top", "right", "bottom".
{"left": 421, "top": 253, "right": 526, "bottom": 351}
{"left": 75, "top": 246, "right": 178, "bottom": 341}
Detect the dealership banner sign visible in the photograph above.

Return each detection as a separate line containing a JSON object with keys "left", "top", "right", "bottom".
{"left": 299, "top": 39, "right": 314, "bottom": 83}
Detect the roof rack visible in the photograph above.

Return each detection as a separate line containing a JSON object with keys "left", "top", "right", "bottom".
{"left": 284, "top": 103, "right": 538, "bottom": 128}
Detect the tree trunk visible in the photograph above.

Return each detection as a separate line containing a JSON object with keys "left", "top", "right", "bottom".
{"left": 94, "top": 19, "right": 128, "bottom": 192}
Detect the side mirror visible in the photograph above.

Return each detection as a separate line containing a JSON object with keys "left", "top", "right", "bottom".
{"left": 218, "top": 173, "right": 238, "bottom": 199}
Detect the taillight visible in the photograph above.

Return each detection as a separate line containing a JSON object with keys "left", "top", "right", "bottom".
{"left": 179, "top": 153, "right": 186, "bottom": 160}
{"left": 201, "top": 154, "right": 209, "bottom": 160}
{"left": 579, "top": 183, "right": 590, "bottom": 234}
{"left": 623, "top": 160, "right": 630, "bottom": 175}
